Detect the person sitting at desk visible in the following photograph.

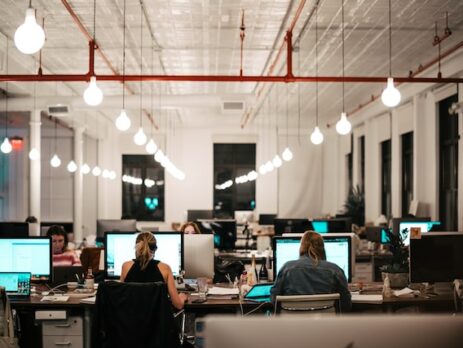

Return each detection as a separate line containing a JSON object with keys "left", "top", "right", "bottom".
{"left": 120, "top": 232, "right": 187, "bottom": 310}
{"left": 47, "top": 225, "right": 81, "bottom": 266}
{"left": 271, "top": 231, "right": 351, "bottom": 312}
{"left": 180, "top": 221, "right": 201, "bottom": 234}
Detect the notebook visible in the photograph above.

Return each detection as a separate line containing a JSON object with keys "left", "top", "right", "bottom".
{"left": 244, "top": 283, "right": 273, "bottom": 303}
{"left": 0, "top": 272, "right": 31, "bottom": 299}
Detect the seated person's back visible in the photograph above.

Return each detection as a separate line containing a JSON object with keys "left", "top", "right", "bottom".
{"left": 271, "top": 231, "right": 351, "bottom": 312}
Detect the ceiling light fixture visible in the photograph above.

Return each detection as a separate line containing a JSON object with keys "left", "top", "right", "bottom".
{"left": 67, "top": 160, "right": 77, "bottom": 173}
{"left": 311, "top": 6, "right": 324, "bottom": 145}
{"left": 1, "top": 39, "right": 12, "bottom": 154}
{"left": 29, "top": 82, "right": 40, "bottom": 160}
{"left": 50, "top": 118, "right": 61, "bottom": 167}
{"left": 92, "top": 166, "right": 101, "bottom": 176}
{"left": 336, "top": 0, "right": 352, "bottom": 135}
{"left": 115, "top": 0, "right": 131, "bottom": 131}
{"left": 81, "top": 163, "right": 91, "bottom": 174}
{"left": 14, "top": 0, "right": 45, "bottom": 54}
{"left": 282, "top": 84, "right": 293, "bottom": 161}
{"left": 134, "top": 3, "right": 146, "bottom": 146}
{"left": 146, "top": 45, "right": 158, "bottom": 154}
{"left": 381, "top": 0, "right": 401, "bottom": 108}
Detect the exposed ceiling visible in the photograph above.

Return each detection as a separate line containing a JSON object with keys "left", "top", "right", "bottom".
{"left": 0, "top": 0, "right": 462, "bottom": 135}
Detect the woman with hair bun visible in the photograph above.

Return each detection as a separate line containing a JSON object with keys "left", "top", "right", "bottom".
{"left": 120, "top": 232, "right": 187, "bottom": 309}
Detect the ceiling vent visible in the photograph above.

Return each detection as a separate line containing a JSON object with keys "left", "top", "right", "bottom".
{"left": 47, "top": 105, "right": 71, "bottom": 117}
{"left": 222, "top": 101, "right": 245, "bottom": 113}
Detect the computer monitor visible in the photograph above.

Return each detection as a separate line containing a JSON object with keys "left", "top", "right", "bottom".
{"left": 312, "top": 218, "right": 352, "bottom": 233}
{"left": 258, "top": 214, "right": 276, "bottom": 226}
{"left": 40, "top": 222, "right": 74, "bottom": 235}
{"left": 184, "top": 234, "right": 214, "bottom": 279}
{"left": 392, "top": 217, "right": 430, "bottom": 236}
{"left": 234, "top": 211, "right": 255, "bottom": 224}
{"left": 0, "top": 222, "right": 29, "bottom": 237}
{"left": 410, "top": 232, "right": 463, "bottom": 283}
{"left": 312, "top": 220, "right": 329, "bottom": 233}
{"left": 196, "top": 220, "right": 237, "bottom": 250}
{"left": 365, "top": 226, "right": 390, "bottom": 244}
{"left": 272, "top": 235, "right": 352, "bottom": 282}
{"left": 96, "top": 219, "right": 137, "bottom": 239}
{"left": 273, "top": 219, "right": 313, "bottom": 235}
{"left": 398, "top": 221, "right": 441, "bottom": 246}
{"left": 104, "top": 232, "right": 183, "bottom": 279}
{"left": 0, "top": 237, "right": 52, "bottom": 282}
{"left": 187, "top": 210, "right": 214, "bottom": 222}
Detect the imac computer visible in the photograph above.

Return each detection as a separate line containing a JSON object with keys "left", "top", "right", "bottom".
{"left": 96, "top": 219, "right": 137, "bottom": 239}
{"left": 312, "top": 218, "right": 352, "bottom": 233}
{"left": 272, "top": 235, "right": 352, "bottom": 282}
{"left": 196, "top": 220, "right": 237, "bottom": 250}
{"left": 105, "top": 232, "right": 183, "bottom": 279}
{"left": 0, "top": 222, "right": 29, "bottom": 238}
{"left": 0, "top": 237, "right": 52, "bottom": 282}
{"left": 410, "top": 232, "right": 463, "bottom": 283}
{"left": 273, "top": 219, "right": 313, "bottom": 235}
{"left": 398, "top": 221, "right": 441, "bottom": 246}
{"left": 365, "top": 226, "right": 390, "bottom": 244}
{"left": 187, "top": 210, "right": 214, "bottom": 222}
{"left": 391, "top": 217, "right": 430, "bottom": 236}
{"left": 258, "top": 214, "right": 277, "bottom": 226}
{"left": 184, "top": 234, "right": 214, "bottom": 279}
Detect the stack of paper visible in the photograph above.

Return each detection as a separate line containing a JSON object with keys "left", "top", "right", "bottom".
{"left": 41, "top": 295, "right": 70, "bottom": 302}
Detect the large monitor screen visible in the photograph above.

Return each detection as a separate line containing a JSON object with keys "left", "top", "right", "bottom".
{"left": 398, "top": 221, "right": 441, "bottom": 246}
{"left": 273, "top": 219, "right": 313, "bottom": 235}
{"left": 96, "top": 219, "right": 137, "bottom": 239}
{"left": 0, "top": 237, "right": 52, "bottom": 281}
{"left": 273, "top": 235, "right": 352, "bottom": 282}
{"left": 0, "top": 222, "right": 29, "bottom": 238}
{"left": 258, "top": 214, "right": 276, "bottom": 226}
{"left": 187, "top": 210, "right": 214, "bottom": 221}
{"left": 105, "top": 232, "right": 183, "bottom": 279}
{"left": 312, "top": 219, "right": 352, "bottom": 233}
{"left": 184, "top": 234, "right": 214, "bottom": 279}
{"left": 410, "top": 232, "right": 463, "bottom": 283}
{"left": 196, "top": 220, "right": 237, "bottom": 250}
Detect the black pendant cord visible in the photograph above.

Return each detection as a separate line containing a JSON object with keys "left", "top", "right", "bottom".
{"left": 122, "top": 0, "right": 126, "bottom": 109}
{"left": 315, "top": 5, "right": 319, "bottom": 128}
{"left": 388, "top": 0, "right": 392, "bottom": 77}
{"left": 139, "top": 0, "right": 143, "bottom": 128}
{"left": 341, "top": 0, "right": 345, "bottom": 113}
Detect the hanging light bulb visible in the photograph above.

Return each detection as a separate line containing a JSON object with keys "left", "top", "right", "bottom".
{"left": 67, "top": 160, "right": 77, "bottom": 173}
{"left": 28, "top": 147, "right": 40, "bottom": 160}
{"left": 81, "top": 163, "right": 91, "bottom": 174}
{"left": 282, "top": 147, "right": 293, "bottom": 161}
{"left": 50, "top": 154, "right": 61, "bottom": 168}
{"left": 272, "top": 155, "right": 282, "bottom": 168}
{"left": 335, "top": 112, "right": 352, "bottom": 135}
{"left": 133, "top": 127, "right": 147, "bottom": 146}
{"left": 102, "top": 169, "right": 110, "bottom": 178}
{"left": 154, "top": 150, "right": 164, "bottom": 163}
{"left": 265, "top": 161, "right": 274, "bottom": 172}
{"left": 258, "top": 164, "right": 267, "bottom": 175}
{"left": 108, "top": 171, "right": 117, "bottom": 180}
{"left": 0, "top": 138, "right": 12, "bottom": 154}
{"left": 115, "top": 109, "right": 131, "bottom": 131}
{"left": 83, "top": 76, "right": 103, "bottom": 106}
{"left": 381, "top": 77, "right": 401, "bottom": 107}
{"left": 310, "top": 126, "right": 324, "bottom": 145}
{"left": 14, "top": 7, "right": 45, "bottom": 54}
{"left": 92, "top": 166, "right": 101, "bottom": 176}
{"left": 145, "top": 139, "right": 157, "bottom": 154}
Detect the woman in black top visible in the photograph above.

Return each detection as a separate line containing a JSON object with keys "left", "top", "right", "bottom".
{"left": 120, "top": 232, "right": 187, "bottom": 309}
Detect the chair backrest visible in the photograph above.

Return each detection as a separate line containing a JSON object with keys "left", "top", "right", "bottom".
{"left": 275, "top": 293, "right": 341, "bottom": 316}
{"left": 0, "top": 287, "right": 18, "bottom": 347}
{"left": 92, "top": 281, "right": 181, "bottom": 348}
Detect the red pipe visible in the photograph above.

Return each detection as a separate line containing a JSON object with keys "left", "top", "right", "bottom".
{"left": 286, "top": 31, "right": 294, "bottom": 78}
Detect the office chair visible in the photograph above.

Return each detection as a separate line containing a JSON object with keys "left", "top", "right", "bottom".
{"left": 0, "top": 287, "right": 19, "bottom": 347}
{"left": 92, "top": 281, "right": 182, "bottom": 348}
{"left": 275, "top": 293, "right": 341, "bottom": 316}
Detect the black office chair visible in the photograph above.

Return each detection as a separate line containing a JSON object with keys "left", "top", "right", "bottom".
{"left": 92, "top": 281, "right": 181, "bottom": 348}
{"left": 0, "top": 287, "right": 19, "bottom": 347}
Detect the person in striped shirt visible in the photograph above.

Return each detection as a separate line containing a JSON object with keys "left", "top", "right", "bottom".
{"left": 47, "top": 225, "right": 81, "bottom": 266}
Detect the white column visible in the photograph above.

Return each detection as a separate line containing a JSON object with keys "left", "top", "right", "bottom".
{"left": 73, "top": 127, "right": 85, "bottom": 243}
{"left": 29, "top": 109, "right": 41, "bottom": 227}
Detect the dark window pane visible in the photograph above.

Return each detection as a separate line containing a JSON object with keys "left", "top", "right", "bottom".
{"left": 381, "top": 139, "right": 392, "bottom": 218}
{"left": 401, "top": 132, "right": 413, "bottom": 216}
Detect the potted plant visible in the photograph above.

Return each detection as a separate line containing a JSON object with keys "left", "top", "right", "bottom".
{"left": 380, "top": 228, "right": 409, "bottom": 288}
{"left": 343, "top": 185, "right": 365, "bottom": 226}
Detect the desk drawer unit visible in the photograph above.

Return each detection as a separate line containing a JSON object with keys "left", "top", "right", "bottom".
{"left": 42, "top": 316, "right": 83, "bottom": 348}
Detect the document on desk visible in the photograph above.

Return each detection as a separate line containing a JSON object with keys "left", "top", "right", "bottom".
{"left": 41, "top": 295, "right": 70, "bottom": 302}
{"left": 207, "top": 287, "right": 240, "bottom": 296}
{"left": 80, "top": 296, "right": 96, "bottom": 304}
{"left": 351, "top": 293, "right": 383, "bottom": 304}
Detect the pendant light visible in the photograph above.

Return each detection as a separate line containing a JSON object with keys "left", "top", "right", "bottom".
{"left": 14, "top": 0, "right": 45, "bottom": 54}
{"left": 381, "top": 0, "right": 401, "bottom": 107}
{"left": 67, "top": 160, "right": 77, "bottom": 173}
{"left": 146, "top": 45, "right": 158, "bottom": 154}
{"left": 336, "top": 0, "right": 352, "bottom": 135}
{"left": 50, "top": 118, "right": 61, "bottom": 167}
{"left": 1, "top": 39, "right": 12, "bottom": 154}
{"left": 115, "top": 0, "right": 131, "bottom": 131}
{"left": 310, "top": 6, "right": 324, "bottom": 145}
{"left": 133, "top": 2, "right": 146, "bottom": 146}
{"left": 29, "top": 82, "right": 40, "bottom": 160}
{"left": 83, "top": 0, "right": 103, "bottom": 106}
{"left": 282, "top": 84, "right": 293, "bottom": 161}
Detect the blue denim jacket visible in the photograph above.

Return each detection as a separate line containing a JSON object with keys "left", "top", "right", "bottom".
{"left": 271, "top": 254, "right": 352, "bottom": 312}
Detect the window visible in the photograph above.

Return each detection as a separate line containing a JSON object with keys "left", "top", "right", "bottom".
{"left": 122, "top": 155, "right": 164, "bottom": 221}
{"left": 214, "top": 144, "right": 256, "bottom": 218}
{"left": 381, "top": 139, "right": 392, "bottom": 218}
{"left": 401, "top": 132, "right": 413, "bottom": 216}
{"left": 346, "top": 152, "right": 353, "bottom": 194}
{"left": 439, "top": 94, "right": 458, "bottom": 231}
{"left": 359, "top": 136, "right": 365, "bottom": 192}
